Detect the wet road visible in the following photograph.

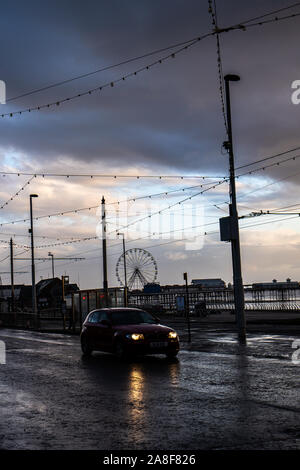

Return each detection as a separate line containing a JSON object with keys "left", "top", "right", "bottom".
{"left": 0, "top": 328, "right": 299, "bottom": 450}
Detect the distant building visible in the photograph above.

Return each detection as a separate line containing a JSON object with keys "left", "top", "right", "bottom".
{"left": 0, "top": 284, "right": 24, "bottom": 300}
{"left": 0, "top": 278, "right": 79, "bottom": 311}
{"left": 143, "top": 283, "right": 161, "bottom": 294}
{"left": 0, "top": 284, "right": 25, "bottom": 312}
{"left": 36, "top": 278, "right": 79, "bottom": 309}
{"left": 191, "top": 278, "right": 226, "bottom": 289}
{"left": 252, "top": 278, "right": 300, "bottom": 290}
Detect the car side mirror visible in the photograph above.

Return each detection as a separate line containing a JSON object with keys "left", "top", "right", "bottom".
{"left": 101, "top": 319, "right": 111, "bottom": 327}
{"left": 155, "top": 317, "right": 160, "bottom": 323}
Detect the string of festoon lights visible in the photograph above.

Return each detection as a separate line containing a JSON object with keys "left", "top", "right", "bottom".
{"left": 0, "top": 238, "right": 30, "bottom": 249}
{"left": 2, "top": 210, "right": 298, "bottom": 282}
{"left": 6, "top": 168, "right": 300, "bottom": 267}
{"left": 31, "top": 150, "right": 300, "bottom": 247}
{"left": 0, "top": 171, "right": 226, "bottom": 179}
{"left": 0, "top": 176, "right": 35, "bottom": 210}
{"left": 0, "top": 178, "right": 226, "bottom": 227}
{"left": 2, "top": 148, "right": 300, "bottom": 229}
{"left": 7, "top": 1, "right": 300, "bottom": 104}
{"left": 31, "top": 178, "right": 228, "bottom": 249}
{"left": 208, "top": 0, "right": 227, "bottom": 134}
{"left": 1, "top": 145, "right": 300, "bottom": 249}
{"left": 1, "top": 10, "right": 300, "bottom": 119}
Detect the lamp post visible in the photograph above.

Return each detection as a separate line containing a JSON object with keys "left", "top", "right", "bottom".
{"left": 48, "top": 252, "right": 54, "bottom": 278}
{"left": 223, "top": 74, "right": 246, "bottom": 343}
{"left": 117, "top": 232, "right": 128, "bottom": 307}
{"left": 183, "top": 272, "right": 191, "bottom": 342}
{"left": 101, "top": 196, "right": 109, "bottom": 307}
{"left": 29, "top": 194, "right": 38, "bottom": 315}
{"left": 10, "top": 238, "right": 14, "bottom": 313}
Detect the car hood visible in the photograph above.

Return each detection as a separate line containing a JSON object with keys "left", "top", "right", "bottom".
{"left": 113, "top": 323, "right": 174, "bottom": 334}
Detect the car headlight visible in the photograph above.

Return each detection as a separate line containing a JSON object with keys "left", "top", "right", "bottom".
{"left": 168, "top": 331, "right": 177, "bottom": 339}
{"left": 126, "top": 333, "right": 144, "bottom": 341}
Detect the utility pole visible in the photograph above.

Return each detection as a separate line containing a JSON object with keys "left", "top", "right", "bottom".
{"left": 48, "top": 252, "right": 54, "bottom": 278}
{"left": 29, "top": 194, "right": 38, "bottom": 315}
{"left": 223, "top": 74, "right": 246, "bottom": 343}
{"left": 102, "top": 196, "right": 109, "bottom": 307}
{"left": 10, "top": 238, "right": 14, "bottom": 312}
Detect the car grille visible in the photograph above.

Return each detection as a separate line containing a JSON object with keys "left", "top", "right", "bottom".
{"left": 145, "top": 332, "right": 168, "bottom": 341}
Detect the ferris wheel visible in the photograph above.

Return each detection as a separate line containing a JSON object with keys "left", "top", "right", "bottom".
{"left": 116, "top": 248, "right": 158, "bottom": 291}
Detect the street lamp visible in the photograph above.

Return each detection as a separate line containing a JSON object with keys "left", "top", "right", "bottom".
{"left": 223, "top": 74, "right": 246, "bottom": 343}
{"left": 117, "top": 232, "right": 128, "bottom": 307}
{"left": 101, "top": 196, "right": 109, "bottom": 307}
{"left": 29, "top": 194, "right": 38, "bottom": 315}
{"left": 48, "top": 252, "right": 54, "bottom": 278}
{"left": 183, "top": 272, "right": 191, "bottom": 342}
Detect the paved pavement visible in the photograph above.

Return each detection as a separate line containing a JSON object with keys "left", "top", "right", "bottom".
{"left": 0, "top": 326, "right": 299, "bottom": 450}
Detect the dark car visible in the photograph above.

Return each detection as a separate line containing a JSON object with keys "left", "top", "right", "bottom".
{"left": 80, "top": 307, "right": 179, "bottom": 359}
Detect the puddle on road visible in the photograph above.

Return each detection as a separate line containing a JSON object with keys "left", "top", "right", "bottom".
{"left": 200, "top": 333, "right": 296, "bottom": 346}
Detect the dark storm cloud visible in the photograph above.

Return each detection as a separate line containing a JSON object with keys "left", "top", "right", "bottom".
{"left": 0, "top": 0, "right": 300, "bottom": 174}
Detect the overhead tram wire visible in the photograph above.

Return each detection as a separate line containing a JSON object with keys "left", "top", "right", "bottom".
{"left": 2, "top": 9, "right": 300, "bottom": 119}
{"left": 269, "top": 202, "right": 300, "bottom": 212}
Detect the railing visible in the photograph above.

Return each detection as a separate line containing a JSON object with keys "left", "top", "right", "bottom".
{"left": 0, "top": 311, "right": 38, "bottom": 329}
{"left": 128, "top": 289, "right": 300, "bottom": 313}
{"left": 0, "top": 309, "right": 80, "bottom": 332}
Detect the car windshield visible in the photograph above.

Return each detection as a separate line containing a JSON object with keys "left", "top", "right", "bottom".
{"left": 110, "top": 310, "right": 157, "bottom": 325}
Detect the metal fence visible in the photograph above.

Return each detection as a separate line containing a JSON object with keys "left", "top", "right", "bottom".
{"left": 0, "top": 311, "right": 39, "bottom": 329}
{"left": 1, "top": 285, "right": 299, "bottom": 332}
{"left": 0, "top": 309, "right": 78, "bottom": 332}
{"left": 129, "top": 288, "right": 300, "bottom": 313}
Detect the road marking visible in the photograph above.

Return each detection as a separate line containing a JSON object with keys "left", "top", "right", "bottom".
{"left": 250, "top": 399, "right": 300, "bottom": 414}
{"left": 0, "top": 332, "right": 75, "bottom": 346}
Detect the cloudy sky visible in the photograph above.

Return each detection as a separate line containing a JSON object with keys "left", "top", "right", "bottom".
{"left": 1, "top": 0, "right": 300, "bottom": 290}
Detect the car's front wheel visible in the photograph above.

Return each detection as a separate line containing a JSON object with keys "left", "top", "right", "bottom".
{"left": 81, "top": 336, "right": 93, "bottom": 357}
{"left": 166, "top": 350, "right": 178, "bottom": 358}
